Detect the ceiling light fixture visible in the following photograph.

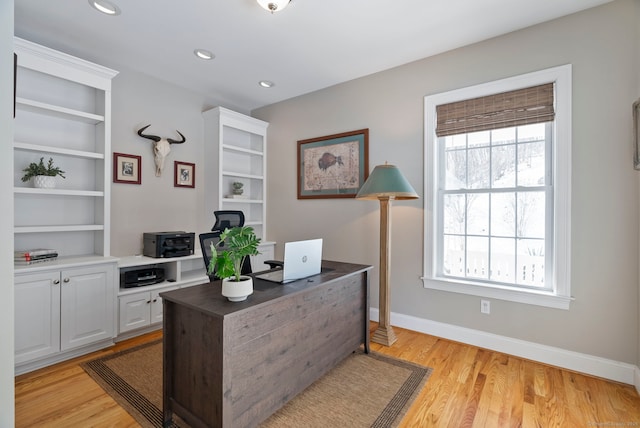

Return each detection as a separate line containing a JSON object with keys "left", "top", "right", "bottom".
{"left": 259, "top": 80, "right": 275, "bottom": 88}
{"left": 194, "top": 49, "right": 214, "bottom": 60}
{"left": 88, "top": 0, "right": 121, "bottom": 15}
{"left": 256, "top": 0, "right": 290, "bottom": 13}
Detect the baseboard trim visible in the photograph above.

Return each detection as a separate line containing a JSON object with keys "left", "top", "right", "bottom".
{"left": 370, "top": 308, "right": 640, "bottom": 389}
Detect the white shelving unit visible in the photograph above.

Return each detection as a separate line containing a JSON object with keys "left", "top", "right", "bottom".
{"left": 116, "top": 253, "right": 209, "bottom": 338}
{"left": 13, "top": 37, "right": 118, "bottom": 261}
{"left": 203, "top": 107, "right": 275, "bottom": 264}
{"left": 13, "top": 38, "right": 118, "bottom": 374}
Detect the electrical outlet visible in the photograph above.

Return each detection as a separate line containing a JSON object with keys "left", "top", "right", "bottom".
{"left": 481, "top": 299, "right": 490, "bottom": 314}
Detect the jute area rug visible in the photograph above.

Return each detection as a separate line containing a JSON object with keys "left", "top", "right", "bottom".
{"left": 82, "top": 340, "right": 432, "bottom": 428}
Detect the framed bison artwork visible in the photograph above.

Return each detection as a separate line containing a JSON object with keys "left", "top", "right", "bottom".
{"left": 297, "top": 129, "right": 369, "bottom": 199}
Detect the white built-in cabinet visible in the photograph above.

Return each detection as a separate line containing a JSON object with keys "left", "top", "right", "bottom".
{"left": 116, "top": 254, "right": 208, "bottom": 338}
{"left": 203, "top": 107, "right": 275, "bottom": 268}
{"left": 14, "top": 260, "right": 116, "bottom": 375}
{"left": 118, "top": 288, "right": 177, "bottom": 334}
{"left": 13, "top": 38, "right": 119, "bottom": 374}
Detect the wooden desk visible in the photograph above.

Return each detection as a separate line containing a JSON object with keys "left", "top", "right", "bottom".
{"left": 161, "top": 260, "right": 372, "bottom": 428}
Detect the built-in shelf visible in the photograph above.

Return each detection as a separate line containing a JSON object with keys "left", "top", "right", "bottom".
{"left": 14, "top": 142, "right": 104, "bottom": 159}
{"left": 14, "top": 188, "right": 104, "bottom": 197}
{"left": 221, "top": 171, "right": 264, "bottom": 180}
{"left": 204, "top": 107, "right": 269, "bottom": 242}
{"left": 221, "top": 144, "right": 264, "bottom": 156}
{"left": 13, "top": 37, "right": 117, "bottom": 259}
{"left": 15, "top": 225, "right": 105, "bottom": 233}
{"left": 15, "top": 97, "right": 104, "bottom": 124}
{"left": 14, "top": 254, "right": 118, "bottom": 273}
{"left": 221, "top": 198, "right": 263, "bottom": 204}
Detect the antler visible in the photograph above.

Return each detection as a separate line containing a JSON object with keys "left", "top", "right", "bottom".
{"left": 137, "top": 124, "right": 161, "bottom": 142}
{"left": 168, "top": 131, "right": 186, "bottom": 144}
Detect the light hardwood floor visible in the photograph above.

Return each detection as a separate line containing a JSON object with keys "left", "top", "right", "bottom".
{"left": 15, "top": 325, "right": 640, "bottom": 427}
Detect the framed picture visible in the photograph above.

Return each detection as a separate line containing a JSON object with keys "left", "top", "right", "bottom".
{"left": 113, "top": 152, "right": 141, "bottom": 184}
{"left": 174, "top": 161, "right": 195, "bottom": 188}
{"left": 634, "top": 98, "right": 640, "bottom": 170}
{"left": 297, "top": 129, "right": 369, "bottom": 199}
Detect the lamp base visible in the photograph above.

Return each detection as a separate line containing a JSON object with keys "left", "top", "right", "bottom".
{"left": 371, "top": 324, "right": 398, "bottom": 346}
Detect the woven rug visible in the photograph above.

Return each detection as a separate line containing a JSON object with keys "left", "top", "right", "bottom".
{"left": 82, "top": 339, "right": 432, "bottom": 428}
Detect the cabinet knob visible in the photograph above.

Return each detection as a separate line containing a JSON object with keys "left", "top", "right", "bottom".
{"left": 63, "top": 278, "right": 70, "bottom": 283}
{"left": 152, "top": 298, "right": 158, "bottom": 303}
{"left": 146, "top": 300, "right": 151, "bottom": 304}
{"left": 53, "top": 279, "right": 60, "bottom": 285}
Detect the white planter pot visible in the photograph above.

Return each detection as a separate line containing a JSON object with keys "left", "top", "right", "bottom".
{"left": 33, "top": 175, "right": 56, "bottom": 189}
{"left": 221, "top": 276, "right": 253, "bottom": 302}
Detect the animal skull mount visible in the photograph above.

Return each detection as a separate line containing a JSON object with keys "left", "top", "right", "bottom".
{"left": 137, "top": 124, "right": 186, "bottom": 176}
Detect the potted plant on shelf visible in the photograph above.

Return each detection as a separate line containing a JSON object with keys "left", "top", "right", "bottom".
{"left": 21, "top": 157, "right": 66, "bottom": 189}
{"left": 208, "top": 226, "right": 261, "bottom": 302}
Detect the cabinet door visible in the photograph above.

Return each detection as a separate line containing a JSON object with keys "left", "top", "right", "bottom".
{"left": 151, "top": 287, "right": 177, "bottom": 325}
{"left": 119, "top": 292, "right": 152, "bottom": 333}
{"left": 14, "top": 271, "right": 61, "bottom": 363}
{"left": 60, "top": 265, "right": 115, "bottom": 351}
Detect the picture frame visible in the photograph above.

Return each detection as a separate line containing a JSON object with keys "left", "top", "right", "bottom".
{"left": 174, "top": 161, "right": 195, "bottom": 188}
{"left": 297, "top": 129, "right": 369, "bottom": 199}
{"left": 113, "top": 152, "right": 141, "bottom": 184}
{"left": 634, "top": 98, "right": 640, "bottom": 170}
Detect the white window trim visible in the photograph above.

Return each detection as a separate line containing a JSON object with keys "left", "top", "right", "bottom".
{"left": 423, "top": 65, "right": 572, "bottom": 310}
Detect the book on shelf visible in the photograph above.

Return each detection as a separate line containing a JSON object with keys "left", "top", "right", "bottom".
{"left": 14, "top": 249, "right": 59, "bottom": 262}
{"left": 15, "top": 256, "right": 58, "bottom": 266}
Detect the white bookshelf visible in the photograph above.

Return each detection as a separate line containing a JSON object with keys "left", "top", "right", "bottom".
{"left": 13, "top": 37, "right": 118, "bottom": 261}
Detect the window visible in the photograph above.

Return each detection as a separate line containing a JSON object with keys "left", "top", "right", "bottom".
{"left": 423, "top": 65, "right": 572, "bottom": 309}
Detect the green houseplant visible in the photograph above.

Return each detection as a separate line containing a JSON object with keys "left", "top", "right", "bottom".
{"left": 21, "top": 157, "right": 66, "bottom": 189}
{"left": 208, "top": 226, "right": 261, "bottom": 301}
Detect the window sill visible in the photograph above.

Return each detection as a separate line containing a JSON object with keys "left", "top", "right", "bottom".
{"left": 422, "top": 277, "right": 572, "bottom": 310}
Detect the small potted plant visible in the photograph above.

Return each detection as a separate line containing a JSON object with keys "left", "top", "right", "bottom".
{"left": 21, "top": 157, "right": 66, "bottom": 189}
{"left": 208, "top": 226, "right": 261, "bottom": 302}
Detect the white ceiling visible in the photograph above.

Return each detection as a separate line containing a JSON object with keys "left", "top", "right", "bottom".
{"left": 15, "top": 0, "right": 612, "bottom": 112}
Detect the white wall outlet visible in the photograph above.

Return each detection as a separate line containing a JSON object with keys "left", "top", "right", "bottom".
{"left": 481, "top": 299, "right": 491, "bottom": 314}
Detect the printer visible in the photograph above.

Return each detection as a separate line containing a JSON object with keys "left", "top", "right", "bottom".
{"left": 143, "top": 231, "right": 195, "bottom": 258}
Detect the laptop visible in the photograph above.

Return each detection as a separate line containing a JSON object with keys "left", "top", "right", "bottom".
{"left": 255, "top": 238, "right": 323, "bottom": 284}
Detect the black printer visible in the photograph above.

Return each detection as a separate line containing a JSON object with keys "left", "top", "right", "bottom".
{"left": 143, "top": 231, "right": 195, "bottom": 258}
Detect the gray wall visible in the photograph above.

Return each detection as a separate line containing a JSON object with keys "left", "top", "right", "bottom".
{"left": 109, "top": 70, "right": 227, "bottom": 256}
{"left": 1, "top": 1, "right": 15, "bottom": 423}
{"left": 254, "top": 0, "right": 640, "bottom": 364}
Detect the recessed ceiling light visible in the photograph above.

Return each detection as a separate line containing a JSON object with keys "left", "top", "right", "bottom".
{"left": 88, "top": 0, "right": 121, "bottom": 15}
{"left": 259, "top": 80, "right": 275, "bottom": 88}
{"left": 256, "top": 0, "right": 291, "bottom": 13}
{"left": 194, "top": 49, "right": 215, "bottom": 60}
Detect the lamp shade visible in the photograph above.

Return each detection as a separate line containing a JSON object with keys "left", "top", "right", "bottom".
{"left": 356, "top": 163, "right": 419, "bottom": 200}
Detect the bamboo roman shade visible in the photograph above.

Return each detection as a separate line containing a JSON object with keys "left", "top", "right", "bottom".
{"left": 435, "top": 83, "right": 555, "bottom": 137}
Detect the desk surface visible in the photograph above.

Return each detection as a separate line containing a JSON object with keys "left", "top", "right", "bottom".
{"left": 160, "top": 259, "right": 372, "bottom": 317}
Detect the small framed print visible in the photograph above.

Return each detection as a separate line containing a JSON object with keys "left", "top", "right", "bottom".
{"left": 174, "top": 161, "right": 195, "bottom": 188}
{"left": 113, "top": 152, "right": 141, "bottom": 184}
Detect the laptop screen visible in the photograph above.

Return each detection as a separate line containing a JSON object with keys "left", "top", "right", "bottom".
{"left": 255, "top": 238, "right": 323, "bottom": 284}
{"left": 282, "top": 238, "right": 323, "bottom": 283}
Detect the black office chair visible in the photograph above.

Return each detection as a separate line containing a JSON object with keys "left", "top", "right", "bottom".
{"left": 211, "top": 210, "right": 245, "bottom": 232}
